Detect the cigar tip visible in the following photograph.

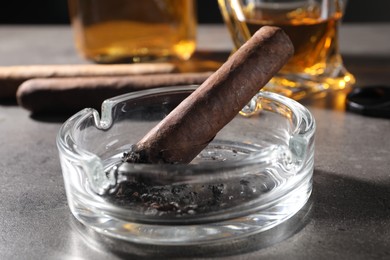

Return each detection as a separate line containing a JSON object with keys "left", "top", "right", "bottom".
{"left": 254, "top": 26, "right": 294, "bottom": 55}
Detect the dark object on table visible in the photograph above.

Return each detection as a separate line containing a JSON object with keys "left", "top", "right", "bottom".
{"left": 346, "top": 85, "right": 390, "bottom": 118}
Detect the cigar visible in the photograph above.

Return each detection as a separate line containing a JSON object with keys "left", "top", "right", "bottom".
{"left": 16, "top": 72, "right": 212, "bottom": 113}
{"left": 0, "top": 63, "right": 176, "bottom": 99}
{"left": 124, "top": 26, "right": 294, "bottom": 164}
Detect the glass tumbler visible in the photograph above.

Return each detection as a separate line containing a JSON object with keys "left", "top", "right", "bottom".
{"left": 68, "top": 0, "right": 197, "bottom": 63}
{"left": 218, "top": 0, "right": 355, "bottom": 99}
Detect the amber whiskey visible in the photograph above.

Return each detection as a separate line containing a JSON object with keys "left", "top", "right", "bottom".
{"left": 243, "top": 6, "right": 343, "bottom": 76}
{"left": 68, "top": 0, "right": 196, "bottom": 63}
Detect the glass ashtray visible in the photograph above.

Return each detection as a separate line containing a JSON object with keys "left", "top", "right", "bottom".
{"left": 57, "top": 85, "right": 315, "bottom": 245}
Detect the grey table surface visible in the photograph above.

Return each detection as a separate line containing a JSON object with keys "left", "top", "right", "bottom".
{"left": 0, "top": 24, "right": 390, "bottom": 260}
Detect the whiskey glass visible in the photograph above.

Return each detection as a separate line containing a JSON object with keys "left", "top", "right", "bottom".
{"left": 218, "top": 0, "right": 355, "bottom": 99}
{"left": 68, "top": 0, "right": 197, "bottom": 63}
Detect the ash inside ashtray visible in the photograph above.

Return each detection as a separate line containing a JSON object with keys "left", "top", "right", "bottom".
{"left": 103, "top": 176, "right": 273, "bottom": 218}
{"left": 101, "top": 144, "right": 277, "bottom": 218}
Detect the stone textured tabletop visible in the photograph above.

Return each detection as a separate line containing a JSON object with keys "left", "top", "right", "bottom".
{"left": 0, "top": 24, "right": 389, "bottom": 259}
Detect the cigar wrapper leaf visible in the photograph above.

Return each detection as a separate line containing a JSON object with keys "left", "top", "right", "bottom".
{"left": 0, "top": 63, "right": 177, "bottom": 99}
{"left": 124, "top": 26, "right": 295, "bottom": 164}
{"left": 16, "top": 72, "right": 213, "bottom": 113}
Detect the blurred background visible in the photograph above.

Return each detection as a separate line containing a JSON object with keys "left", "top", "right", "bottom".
{"left": 1, "top": 0, "right": 389, "bottom": 24}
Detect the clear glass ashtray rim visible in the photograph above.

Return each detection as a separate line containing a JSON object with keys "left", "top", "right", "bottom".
{"left": 56, "top": 85, "right": 316, "bottom": 177}
{"left": 56, "top": 85, "right": 316, "bottom": 244}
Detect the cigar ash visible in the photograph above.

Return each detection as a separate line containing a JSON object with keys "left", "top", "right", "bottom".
{"left": 104, "top": 181, "right": 260, "bottom": 218}
{"left": 103, "top": 144, "right": 273, "bottom": 218}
